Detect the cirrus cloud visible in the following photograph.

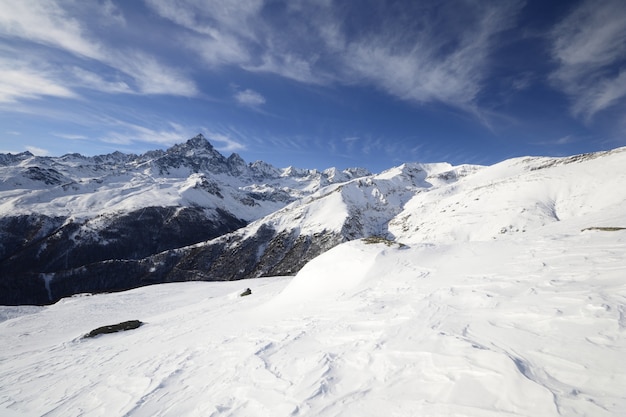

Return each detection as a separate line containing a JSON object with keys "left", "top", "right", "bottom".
{"left": 549, "top": 0, "right": 626, "bottom": 120}
{"left": 145, "top": 0, "right": 525, "bottom": 110}
{"left": 0, "top": 0, "right": 197, "bottom": 101}
{"left": 234, "top": 89, "right": 266, "bottom": 107}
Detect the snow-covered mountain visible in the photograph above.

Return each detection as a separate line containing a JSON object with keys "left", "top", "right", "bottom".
{"left": 0, "top": 135, "right": 370, "bottom": 304}
{"left": 0, "top": 134, "right": 368, "bottom": 221}
{"left": 1, "top": 138, "right": 625, "bottom": 307}
{"left": 1, "top": 142, "right": 625, "bottom": 416}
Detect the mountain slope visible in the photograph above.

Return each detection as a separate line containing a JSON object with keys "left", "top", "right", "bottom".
{"left": 389, "top": 148, "right": 626, "bottom": 243}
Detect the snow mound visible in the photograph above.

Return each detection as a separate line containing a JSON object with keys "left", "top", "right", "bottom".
{"left": 269, "top": 240, "right": 392, "bottom": 305}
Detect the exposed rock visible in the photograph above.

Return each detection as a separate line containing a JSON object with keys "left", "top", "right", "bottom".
{"left": 83, "top": 320, "right": 144, "bottom": 338}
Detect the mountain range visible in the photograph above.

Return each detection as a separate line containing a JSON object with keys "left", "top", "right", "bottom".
{"left": 1, "top": 135, "right": 624, "bottom": 305}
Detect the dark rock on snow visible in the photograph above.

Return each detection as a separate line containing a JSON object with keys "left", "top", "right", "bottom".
{"left": 84, "top": 320, "right": 144, "bottom": 338}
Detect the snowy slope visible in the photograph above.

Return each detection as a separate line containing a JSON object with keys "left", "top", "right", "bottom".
{"left": 389, "top": 148, "right": 626, "bottom": 243}
{"left": 1, "top": 221, "right": 624, "bottom": 416}
{"left": 233, "top": 161, "right": 474, "bottom": 241}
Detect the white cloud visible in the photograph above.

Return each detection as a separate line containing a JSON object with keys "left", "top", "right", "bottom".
{"left": 0, "top": 0, "right": 528, "bottom": 118}
{"left": 0, "top": 0, "right": 103, "bottom": 60}
{"left": 342, "top": 2, "right": 523, "bottom": 108}
{"left": 0, "top": 0, "right": 197, "bottom": 101}
{"left": 70, "top": 67, "right": 132, "bottom": 94}
{"left": 25, "top": 145, "right": 50, "bottom": 156}
{"left": 100, "top": 0, "right": 126, "bottom": 27}
{"left": 550, "top": 0, "right": 626, "bottom": 120}
{"left": 190, "top": 33, "right": 251, "bottom": 67}
{"left": 102, "top": 122, "right": 192, "bottom": 147}
{"left": 0, "top": 62, "right": 77, "bottom": 102}
{"left": 555, "top": 135, "right": 574, "bottom": 145}
{"left": 111, "top": 52, "right": 197, "bottom": 96}
{"left": 99, "top": 123, "right": 246, "bottom": 155}
{"left": 54, "top": 133, "right": 88, "bottom": 140}
{"left": 205, "top": 131, "right": 246, "bottom": 153}
{"left": 146, "top": 0, "right": 262, "bottom": 37}
{"left": 247, "top": 53, "right": 327, "bottom": 85}
{"left": 234, "top": 89, "right": 266, "bottom": 106}
{"left": 146, "top": 0, "right": 523, "bottom": 110}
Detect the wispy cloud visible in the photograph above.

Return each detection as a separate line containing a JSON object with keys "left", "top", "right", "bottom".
{"left": 70, "top": 67, "right": 132, "bottom": 94}
{"left": 0, "top": 0, "right": 527, "bottom": 116}
{"left": 342, "top": 2, "right": 524, "bottom": 108}
{"left": 555, "top": 135, "right": 574, "bottom": 145}
{"left": 234, "top": 89, "right": 266, "bottom": 107}
{"left": 110, "top": 51, "right": 197, "bottom": 96}
{"left": 102, "top": 123, "right": 243, "bottom": 155}
{"left": 146, "top": 0, "right": 525, "bottom": 110}
{"left": 146, "top": 0, "right": 258, "bottom": 67}
{"left": 0, "top": 0, "right": 103, "bottom": 60}
{"left": 535, "top": 135, "right": 577, "bottom": 146}
{"left": 204, "top": 131, "right": 247, "bottom": 153}
{"left": 101, "top": 121, "right": 193, "bottom": 147}
{"left": 0, "top": 61, "right": 77, "bottom": 102}
{"left": 25, "top": 145, "right": 49, "bottom": 156}
{"left": 54, "top": 133, "right": 88, "bottom": 140}
{"left": 0, "top": 0, "right": 197, "bottom": 101}
{"left": 549, "top": 0, "right": 626, "bottom": 120}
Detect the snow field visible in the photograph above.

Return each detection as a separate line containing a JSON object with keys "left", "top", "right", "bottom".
{"left": 1, "top": 221, "right": 624, "bottom": 416}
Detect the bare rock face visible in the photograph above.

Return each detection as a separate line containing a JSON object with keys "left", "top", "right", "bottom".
{"left": 20, "top": 223, "right": 345, "bottom": 305}
{"left": 0, "top": 207, "right": 248, "bottom": 305}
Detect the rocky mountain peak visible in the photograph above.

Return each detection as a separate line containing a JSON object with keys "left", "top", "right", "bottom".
{"left": 167, "top": 134, "right": 217, "bottom": 156}
{"left": 0, "top": 151, "right": 34, "bottom": 166}
{"left": 152, "top": 134, "right": 229, "bottom": 174}
{"left": 187, "top": 134, "right": 214, "bottom": 149}
{"left": 227, "top": 153, "right": 247, "bottom": 175}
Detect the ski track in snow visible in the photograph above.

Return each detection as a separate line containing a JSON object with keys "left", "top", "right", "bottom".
{"left": 1, "top": 224, "right": 625, "bottom": 417}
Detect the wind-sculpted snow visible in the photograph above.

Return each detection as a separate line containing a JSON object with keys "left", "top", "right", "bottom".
{"left": 1, "top": 218, "right": 624, "bottom": 416}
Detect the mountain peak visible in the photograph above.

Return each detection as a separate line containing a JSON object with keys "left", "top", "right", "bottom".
{"left": 165, "top": 134, "right": 219, "bottom": 158}
{"left": 186, "top": 134, "right": 214, "bottom": 150}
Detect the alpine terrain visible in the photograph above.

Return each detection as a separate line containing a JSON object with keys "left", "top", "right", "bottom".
{"left": 0, "top": 134, "right": 370, "bottom": 304}
{"left": 0, "top": 137, "right": 625, "bottom": 416}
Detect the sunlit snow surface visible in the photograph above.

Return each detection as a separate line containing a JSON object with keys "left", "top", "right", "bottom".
{"left": 1, "top": 226, "right": 625, "bottom": 416}
{"left": 1, "top": 149, "right": 626, "bottom": 416}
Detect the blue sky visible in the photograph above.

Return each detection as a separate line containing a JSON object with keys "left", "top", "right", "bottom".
{"left": 1, "top": 0, "right": 625, "bottom": 172}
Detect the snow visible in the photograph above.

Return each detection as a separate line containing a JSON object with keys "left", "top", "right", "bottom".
{"left": 1, "top": 146, "right": 626, "bottom": 416}
{"left": 1, "top": 220, "right": 624, "bottom": 416}
{"left": 389, "top": 148, "right": 626, "bottom": 243}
